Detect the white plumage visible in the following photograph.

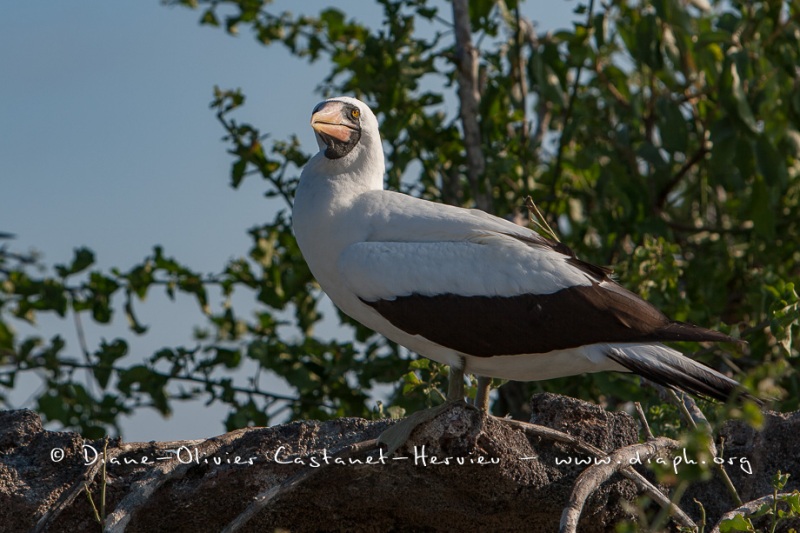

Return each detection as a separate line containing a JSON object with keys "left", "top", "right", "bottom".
{"left": 292, "top": 96, "right": 750, "bottom": 402}
{"left": 340, "top": 237, "right": 593, "bottom": 300}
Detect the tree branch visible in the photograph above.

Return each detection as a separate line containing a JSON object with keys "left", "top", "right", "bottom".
{"left": 451, "top": 0, "right": 491, "bottom": 212}
{"left": 655, "top": 145, "right": 709, "bottom": 210}
{"left": 6, "top": 354, "right": 336, "bottom": 411}
{"left": 668, "top": 390, "right": 743, "bottom": 506}
{"left": 500, "top": 418, "right": 696, "bottom": 530}
{"left": 710, "top": 493, "right": 798, "bottom": 533}
{"left": 560, "top": 437, "right": 686, "bottom": 533}
{"left": 549, "top": 0, "right": 595, "bottom": 212}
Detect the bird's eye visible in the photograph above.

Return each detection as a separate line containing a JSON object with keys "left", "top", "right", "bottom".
{"left": 351, "top": 108, "right": 360, "bottom": 119}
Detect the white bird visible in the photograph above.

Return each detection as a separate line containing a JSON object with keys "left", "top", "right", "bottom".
{"left": 292, "top": 96, "right": 752, "bottom": 451}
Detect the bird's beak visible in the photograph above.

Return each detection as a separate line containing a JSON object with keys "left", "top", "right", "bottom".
{"left": 311, "top": 103, "right": 354, "bottom": 142}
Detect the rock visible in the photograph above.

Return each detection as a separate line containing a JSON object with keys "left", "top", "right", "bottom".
{"left": 682, "top": 409, "right": 800, "bottom": 531}
{"left": 1, "top": 396, "right": 797, "bottom": 532}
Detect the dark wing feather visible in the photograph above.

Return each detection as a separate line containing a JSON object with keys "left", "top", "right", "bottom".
{"left": 363, "top": 281, "right": 735, "bottom": 357}
{"left": 604, "top": 347, "right": 761, "bottom": 405}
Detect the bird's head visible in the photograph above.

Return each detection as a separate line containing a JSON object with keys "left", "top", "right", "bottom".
{"left": 307, "top": 97, "right": 384, "bottom": 187}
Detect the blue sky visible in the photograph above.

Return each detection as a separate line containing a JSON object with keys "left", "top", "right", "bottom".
{"left": 1, "top": 1, "right": 575, "bottom": 441}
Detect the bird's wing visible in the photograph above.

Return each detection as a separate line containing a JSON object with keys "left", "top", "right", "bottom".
{"left": 339, "top": 232, "right": 595, "bottom": 300}
{"left": 338, "top": 231, "right": 734, "bottom": 357}
{"left": 354, "top": 189, "right": 612, "bottom": 280}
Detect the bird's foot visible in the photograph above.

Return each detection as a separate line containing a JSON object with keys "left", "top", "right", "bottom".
{"left": 377, "top": 400, "right": 476, "bottom": 455}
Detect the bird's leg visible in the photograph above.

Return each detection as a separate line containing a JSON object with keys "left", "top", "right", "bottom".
{"left": 474, "top": 376, "right": 491, "bottom": 411}
{"left": 447, "top": 364, "right": 465, "bottom": 401}
{"left": 377, "top": 362, "right": 469, "bottom": 455}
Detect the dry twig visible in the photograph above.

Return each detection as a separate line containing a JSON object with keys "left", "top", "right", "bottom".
{"left": 710, "top": 493, "right": 797, "bottom": 533}
{"left": 499, "top": 418, "right": 696, "bottom": 530}
{"left": 634, "top": 401, "right": 655, "bottom": 440}
{"left": 560, "top": 437, "right": 679, "bottom": 533}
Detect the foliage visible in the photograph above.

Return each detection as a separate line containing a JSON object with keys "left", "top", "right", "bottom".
{"left": 1, "top": 0, "right": 799, "bottom": 444}
{"left": 719, "top": 472, "right": 800, "bottom": 533}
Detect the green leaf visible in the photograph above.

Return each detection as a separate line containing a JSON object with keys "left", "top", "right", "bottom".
{"left": 117, "top": 365, "right": 154, "bottom": 395}
{"left": 200, "top": 8, "right": 219, "bottom": 27}
{"left": 749, "top": 501, "right": 774, "bottom": 519}
{"left": 728, "top": 60, "right": 759, "bottom": 133}
{"left": 750, "top": 176, "right": 776, "bottom": 239}
{"left": 469, "top": 0, "right": 495, "bottom": 29}
{"left": 37, "top": 391, "right": 68, "bottom": 423}
{"left": 785, "top": 492, "right": 800, "bottom": 514}
{"left": 0, "top": 320, "right": 14, "bottom": 351}
{"left": 231, "top": 158, "right": 247, "bottom": 188}
{"left": 755, "top": 135, "right": 788, "bottom": 189}
{"left": 593, "top": 12, "right": 607, "bottom": 47}
{"left": 719, "top": 513, "right": 755, "bottom": 532}
{"left": 409, "top": 358, "right": 430, "bottom": 370}
{"left": 656, "top": 97, "right": 689, "bottom": 153}
{"left": 124, "top": 295, "right": 148, "bottom": 335}
{"left": 772, "top": 471, "right": 790, "bottom": 491}
{"left": 55, "top": 247, "right": 95, "bottom": 278}
{"left": 633, "top": 12, "right": 662, "bottom": 70}
{"left": 319, "top": 8, "right": 345, "bottom": 33}
{"left": 213, "top": 347, "right": 241, "bottom": 369}
{"left": 93, "top": 339, "right": 128, "bottom": 389}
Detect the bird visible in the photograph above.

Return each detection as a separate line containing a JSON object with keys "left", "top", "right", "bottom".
{"left": 292, "top": 96, "right": 753, "bottom": 452}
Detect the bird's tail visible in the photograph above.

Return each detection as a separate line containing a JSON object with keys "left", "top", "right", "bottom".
{"left": 604, "top": 343, "right": 760, "bottom": 405}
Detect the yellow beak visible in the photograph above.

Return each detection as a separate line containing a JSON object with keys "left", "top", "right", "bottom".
{"left": 311, "top": 103, "right": 354, "bottom": 142}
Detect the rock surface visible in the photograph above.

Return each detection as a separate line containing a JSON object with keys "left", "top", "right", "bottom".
{"left": 1, "top": 394, "right": 797, "bottom": 532}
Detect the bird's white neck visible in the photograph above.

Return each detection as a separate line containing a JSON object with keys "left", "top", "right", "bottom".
{"left": 300, "top": 147, "right": 385, "bottom": 194}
